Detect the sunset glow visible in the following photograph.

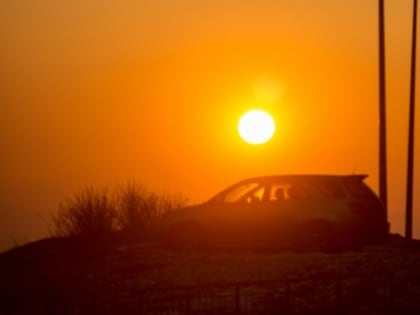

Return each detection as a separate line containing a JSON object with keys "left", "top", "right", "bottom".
{"left": 238, "top": 110, "right": 275, "bottom": 144}
{"left": 0, "top": 0, "right": 419, "bottom": 251}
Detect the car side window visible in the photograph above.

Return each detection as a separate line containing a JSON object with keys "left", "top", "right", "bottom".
{"left": 269, "top": 183, "right": 308, "bottom": 201}
{"left": 245, "top": 186, "right": 265, "bottom": 204}
{"left": 269, "top": 183, "right": 290, "bottom": 201}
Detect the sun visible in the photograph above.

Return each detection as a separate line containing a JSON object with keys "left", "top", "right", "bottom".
{"left": 238, "top": 110, "right": 275, "bottom": 144}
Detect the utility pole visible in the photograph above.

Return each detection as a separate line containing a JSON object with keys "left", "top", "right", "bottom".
{"left": 378, "top": 0, "right": 388, "bottom": 217}
{"left": 406, "top": 0, "right": 418, "bottom": 240}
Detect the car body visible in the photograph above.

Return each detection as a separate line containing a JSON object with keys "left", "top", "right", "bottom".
{"left": 161, "top": 175, "right": 389, "bottom": 250}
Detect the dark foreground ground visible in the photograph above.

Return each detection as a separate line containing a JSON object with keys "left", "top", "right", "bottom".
{"left": 1, "top": 234, "right": 420, "bottom": 315}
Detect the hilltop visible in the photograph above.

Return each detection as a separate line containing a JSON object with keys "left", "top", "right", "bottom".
{"left": 1, "top": 234, "right": 420, "bottom": 314}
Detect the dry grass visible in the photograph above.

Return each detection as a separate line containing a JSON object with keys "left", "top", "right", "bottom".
{"left": 50, "top": 182, "right": 187, "bottom": 238}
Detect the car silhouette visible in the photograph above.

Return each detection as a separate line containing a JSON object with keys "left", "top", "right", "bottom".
{"left": 161, "top": 175, "right": 389, "bottom": 250}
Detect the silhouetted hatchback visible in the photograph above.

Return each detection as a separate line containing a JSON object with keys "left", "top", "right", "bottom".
{"left": 162, "top": 175, "right": 389, "bottom": 250}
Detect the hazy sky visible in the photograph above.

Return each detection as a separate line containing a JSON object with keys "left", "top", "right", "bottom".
{"left": 0, "top": 0, "right": 419, "bottom": 251}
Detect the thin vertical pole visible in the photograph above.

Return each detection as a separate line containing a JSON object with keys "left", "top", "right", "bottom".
{"left": 406, "top": 0, "right": 418, "bottom": 240}
{"left": 235, "top": 286, "right": 241, "bottom": 315}
{"left": 378, "top": 0, "right": 388, "bottom": 217}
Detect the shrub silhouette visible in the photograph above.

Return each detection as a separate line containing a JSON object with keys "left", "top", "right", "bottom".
{"left": 116, "top": 182, "right": 187, "bottom": 232}
{"left": 52, "top": 187, "right": 117, "bottom": 237}
{"left": 51, "top": 182, "right": 187, "bottom": 237}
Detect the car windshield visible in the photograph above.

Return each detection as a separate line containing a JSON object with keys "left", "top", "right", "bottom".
{"left": 224, "top": 182, "right": 261, "bottom": 203}
{"left": 212, "top": 182, "right": 261, "bottom": 203}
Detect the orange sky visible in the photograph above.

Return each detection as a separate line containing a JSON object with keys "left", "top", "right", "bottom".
{"left": 0, "top": 0, "right": 419, "bottom": 251}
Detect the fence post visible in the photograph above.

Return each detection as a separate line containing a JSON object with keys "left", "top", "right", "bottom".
{"left": 235, "top": 286, "right": 241, "bottom": 315}
{"left": 388, "top": 272, "right": 394, "bottom": 314}
{"left": 186, "top": 288, "right": 191, "bottom": 315}
{"left": 335, "top": 276, "right": 342, "bottom": 312}
{"left": 137, "top": 291, "right": 143, "bottom": 315}
{"left": 285, "top": 278, "right": 291, "bottom": 313}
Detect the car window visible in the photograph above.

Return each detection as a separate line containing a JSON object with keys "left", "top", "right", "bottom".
{"left": 269, "top": 183, "right": 290, "bottom": 201}
{"left": 222, "top": 182, "right": 260, "bottom": 203}
{"left": 344, "top": 181, "right": 374, "bottom": 198}
{"left": 269, "top": 183, "right": 308, "bottom": 201}
{"left": 245, "top": 186, "right": 266, "bottom": 204}
{"left": 315, "top": 180, "right": 346, "bottom": 198}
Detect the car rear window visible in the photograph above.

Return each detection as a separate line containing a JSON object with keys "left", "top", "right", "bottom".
{"left": 315, "top": 179, "right": 346, "bottom": 198}
{"left": 344, "top": 180, "right": 375, "bottom": 198}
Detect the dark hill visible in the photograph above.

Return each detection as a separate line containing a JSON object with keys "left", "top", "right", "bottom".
{"left": 1, "top": 234, "right": 420, "bottom": 314}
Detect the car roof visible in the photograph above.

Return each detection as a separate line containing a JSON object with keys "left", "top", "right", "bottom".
{"left": 237, "top": 174, "right": 368, "bottom": 183}
{"left": 207, "top": 174, "right": 371, "bottom": 203}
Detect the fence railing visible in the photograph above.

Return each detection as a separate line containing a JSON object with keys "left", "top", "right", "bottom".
{"left": 135, "top": 272, "right": 420, "bottom": 315}
{"left": 3, "top": 271, "right": 420, "bottom": 314}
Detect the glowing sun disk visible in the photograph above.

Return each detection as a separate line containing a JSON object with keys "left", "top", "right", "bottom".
{"left": 238, "top": 110, "right": 275, "bottom": 144}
